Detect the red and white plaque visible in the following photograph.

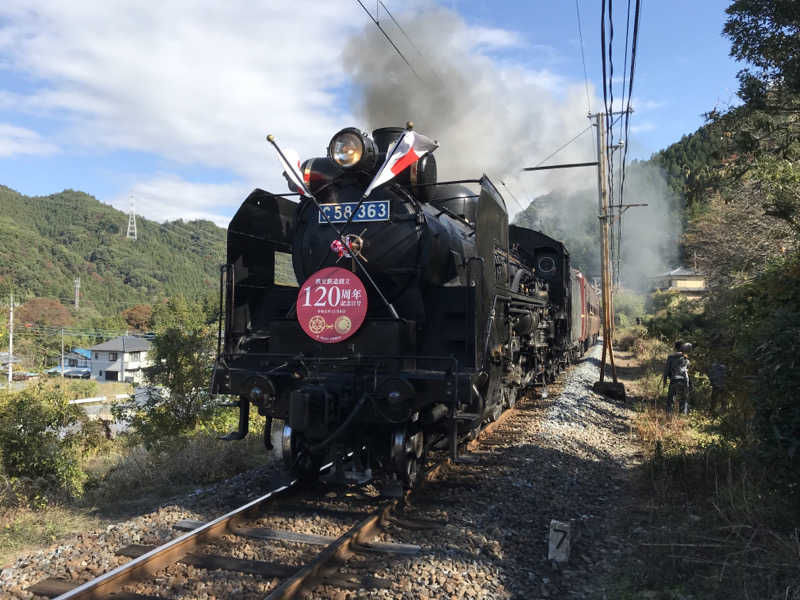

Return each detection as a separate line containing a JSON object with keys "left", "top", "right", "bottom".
{"left": 297, "top": 266, "right": 368, "bottom": 343}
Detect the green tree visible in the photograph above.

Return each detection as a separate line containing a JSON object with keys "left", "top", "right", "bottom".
{"left": 117, "top": 296, "right": 218, "bottom": 445}
{"left": 703, "top": 1, "right": 800, "bottom": 232}
{"left": 0, "top": 383, "right": 86, "bottom": 498}
{"left": 724, "top": 0, "right": 800, "bottom": 103}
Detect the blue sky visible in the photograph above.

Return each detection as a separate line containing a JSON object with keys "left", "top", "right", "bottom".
{"left": 0, "top": 1, "right": 742, "bottom": 225}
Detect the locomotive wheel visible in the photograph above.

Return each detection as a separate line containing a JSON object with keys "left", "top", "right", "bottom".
{"left": 489, "top": 398, "right": 503, "bottom": 421}
{"left": 403, "top": 452, "right": 421, "bottom": 488}
{"left": 293, "top": 449, "right": 325, "bottom": 482}
{"left": 392, "top": 428, "right": 425, "bottom": 488}
{"left": 281, "top": 425, "right": 324, "bottom": 481}
{"left": 505, "top": 388, "right": 518, "bottom": 409}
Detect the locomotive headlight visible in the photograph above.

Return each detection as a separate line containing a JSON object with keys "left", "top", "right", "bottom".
{"left": 329, "top": 130, "right": 363, "bottom": 167}
{"left": 328, "top": 128, "right": 378, "bottom": 171}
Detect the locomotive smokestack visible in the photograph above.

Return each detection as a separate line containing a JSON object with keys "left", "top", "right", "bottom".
{"left": 371, "top": 126, "right": 405, "bottom": 153}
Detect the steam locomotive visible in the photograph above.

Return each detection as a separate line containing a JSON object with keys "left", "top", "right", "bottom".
{"left": 211, "top": 125, "right": 600, "bottom": 489}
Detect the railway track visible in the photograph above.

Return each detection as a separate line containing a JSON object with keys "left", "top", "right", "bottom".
{"left": 23, "top": 376, "right": 567, "bottom": 599}
{"left": 25, "top": 462, "right": 445, "bottom": 600}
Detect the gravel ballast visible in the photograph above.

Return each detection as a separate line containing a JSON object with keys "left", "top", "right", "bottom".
{"left": 1, "top": 342, "right": 642, "bottom": 599}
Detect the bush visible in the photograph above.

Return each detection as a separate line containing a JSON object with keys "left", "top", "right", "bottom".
{"left": 112, "top": 388, "right": 225, "bottom": 450}
{"left": 615, "top": 324, "right": 647, "bottom": 351}
{"left": 614, "top": 289, "right": 646, "bottom": 328}
{"left": 0, "top": 383, "right": 87, "bottom": 501}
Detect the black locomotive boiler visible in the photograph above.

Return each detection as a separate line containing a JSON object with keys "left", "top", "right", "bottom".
{"left": 211, "top": 125, "right": 599, "bottom": 489}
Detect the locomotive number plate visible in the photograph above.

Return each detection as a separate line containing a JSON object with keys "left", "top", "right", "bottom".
{"left": 318, "top": 200, "right": 389, "bottom": 224}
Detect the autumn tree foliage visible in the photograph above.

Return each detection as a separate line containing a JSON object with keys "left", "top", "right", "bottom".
{"left": 121, "top": 304, "right": 153, "bottom": 331}
{"left": 17, "top": 298, "right": 72, "bottom": 328}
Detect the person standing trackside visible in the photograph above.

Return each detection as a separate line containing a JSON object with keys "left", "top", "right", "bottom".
{"left": 662, "top": 342, "right": 692, "bottom": 415}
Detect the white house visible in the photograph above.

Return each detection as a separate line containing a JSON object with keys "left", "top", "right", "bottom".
{"left": 89, "top": 336, "right": 153, "bottom": 383}
{"left": 651, "top": 266, "right": 707, "bottom": 299}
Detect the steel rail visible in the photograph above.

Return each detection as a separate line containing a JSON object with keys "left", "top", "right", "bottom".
{"left": 265, "top": 500, "right": 399, "bottom": 599}
{"left": 52, "top": 479, "right": 298, "bottom": 600}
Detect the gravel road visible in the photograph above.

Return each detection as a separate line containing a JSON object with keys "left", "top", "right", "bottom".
{"left": 1, "top": 341, "right": 642, "bottom": 599}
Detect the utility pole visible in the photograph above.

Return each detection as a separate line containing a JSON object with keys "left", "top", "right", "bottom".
{"left": 7, "top": 293, "right": 13, "bottom": 386}
{"left": 74, "top": 277, "right": 80, "bottom": 310}
{"left": 593, "top": 112, "right": 618, "bottom": 386}
{"left": 61, "top": 327, "right": 65, "bottom": 378}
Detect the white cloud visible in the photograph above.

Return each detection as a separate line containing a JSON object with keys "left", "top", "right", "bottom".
{"left": 468, "top": 26, "right": 526, "bottom": 50}
{"left": 0, "top": 1, "right": 365, "bottom": 196}
{"left": 631, "top": 98, "right": 665, "bottom": 113}
{"left": 110, "top": 176, "right": 255, "bottom": 228}
{"left": 631, "top": 122, "right": 656, "bottom": 134}
{"left": 0, "top": 2, "right": 598, "bottom": 221}
{"left": 0, "top": 122, "right": 58, "bottom": 156}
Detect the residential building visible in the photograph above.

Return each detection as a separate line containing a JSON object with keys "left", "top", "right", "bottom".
{"left": 89, "top": 335, "right": 153, "bottom": 383}
{"left": 0, "top": 352, "right": 21, "bottom": 368}
{"left": 47, "top": 348, "right": 92, "bottom": 378}
{"left": 651, "top": 266, "right": 707, "bottom": 298}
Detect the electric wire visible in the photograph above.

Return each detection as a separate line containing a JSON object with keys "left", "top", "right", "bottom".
{"left": 529, "top": 125, "right": 594, "bottom": 170}
{"left": 575, "top": 0, "right": 593, "bottom": 114}
{"left": 377, "top": 1, "right": 424, "bottom": 61}
{"left": 616, "top": 0, "right": 642, "bottom": 287}
{"left": 356, "top": 0, "right": 423, "bottom": 82}
{"left": 613, "top": 0, "right": 632, "bottom": 287}
{"left": 499, "top": 180, "right": 526, "bottom": 213}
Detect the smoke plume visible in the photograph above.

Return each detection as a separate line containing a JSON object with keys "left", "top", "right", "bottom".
{"left": 516, "top": 162, "right": 681, "bottom": 287}
{"left": 343, "top": 8, "right": 595, "bottom": 201}
{"left": 344, "top": 7, "right": 681, "bottom": 288}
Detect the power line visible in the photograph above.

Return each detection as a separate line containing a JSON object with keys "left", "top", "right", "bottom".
{"left": 377, "top": 1, "right": 424, "bottom": 61}
{"left": 499, "top": 180, "right": 526, "bottom": 213}
{"left": 575, "top": 0, "right": 593, "bottom": 114}
{"left": 355, "top": 0, "right": 423, "bottom": 82}
{"left": 619, "top": 0, "right": 632, "bottom": 154}
{"left": 530, "top": 125, "right": 594, "bottom": 169}
{"left": 616, "top": 0, "right": 642, "bottom": 287}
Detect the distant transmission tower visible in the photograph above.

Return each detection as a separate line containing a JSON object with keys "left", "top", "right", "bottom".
{"left": 126, "top": 195, "right": 138, "bottom": 240}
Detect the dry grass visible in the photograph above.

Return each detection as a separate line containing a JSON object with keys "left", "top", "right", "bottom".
{"left": 616, "top": 333, "right": 800, "bottom": 599}
{"left": 1, "top": 418, "right": 273, "bottom": 565}
{"left": 94, "top": 381, "right": 134, "bottom": 398}
{"left": 0, "top": 506, "right": 107, "bottom": 566}
{"left": 84, "top": 424, "right": 270, "bottom": 513}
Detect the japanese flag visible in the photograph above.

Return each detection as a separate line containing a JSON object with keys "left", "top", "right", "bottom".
{"left": 363, "top": 131, "right": 438, "bottom": 198}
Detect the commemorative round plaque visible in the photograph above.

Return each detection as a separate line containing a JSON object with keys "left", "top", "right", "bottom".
{"left": 296, "top": 266, "right": 368, "bottom": 343}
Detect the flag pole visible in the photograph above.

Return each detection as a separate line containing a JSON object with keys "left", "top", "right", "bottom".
{"left": 267, "top": 134, "right": 400, "bottom": 320}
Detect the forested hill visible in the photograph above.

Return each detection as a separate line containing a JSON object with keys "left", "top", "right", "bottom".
{"left": 0, "top": 186, "right": 227, "bottom": 320}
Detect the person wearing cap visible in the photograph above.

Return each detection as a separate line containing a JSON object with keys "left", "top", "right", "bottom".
{"left": 662, "top": 341, "right": 692, "bottom": 415}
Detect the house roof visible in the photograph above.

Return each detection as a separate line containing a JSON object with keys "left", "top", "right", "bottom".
{"left": 653, "top": 266, "right": 704, "bottom": 278}
{"left": 72, "top": 348, "right": 92, "bottom": 359}
{"left": 88, "top": 335, "right": 152, "bottom": 352}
